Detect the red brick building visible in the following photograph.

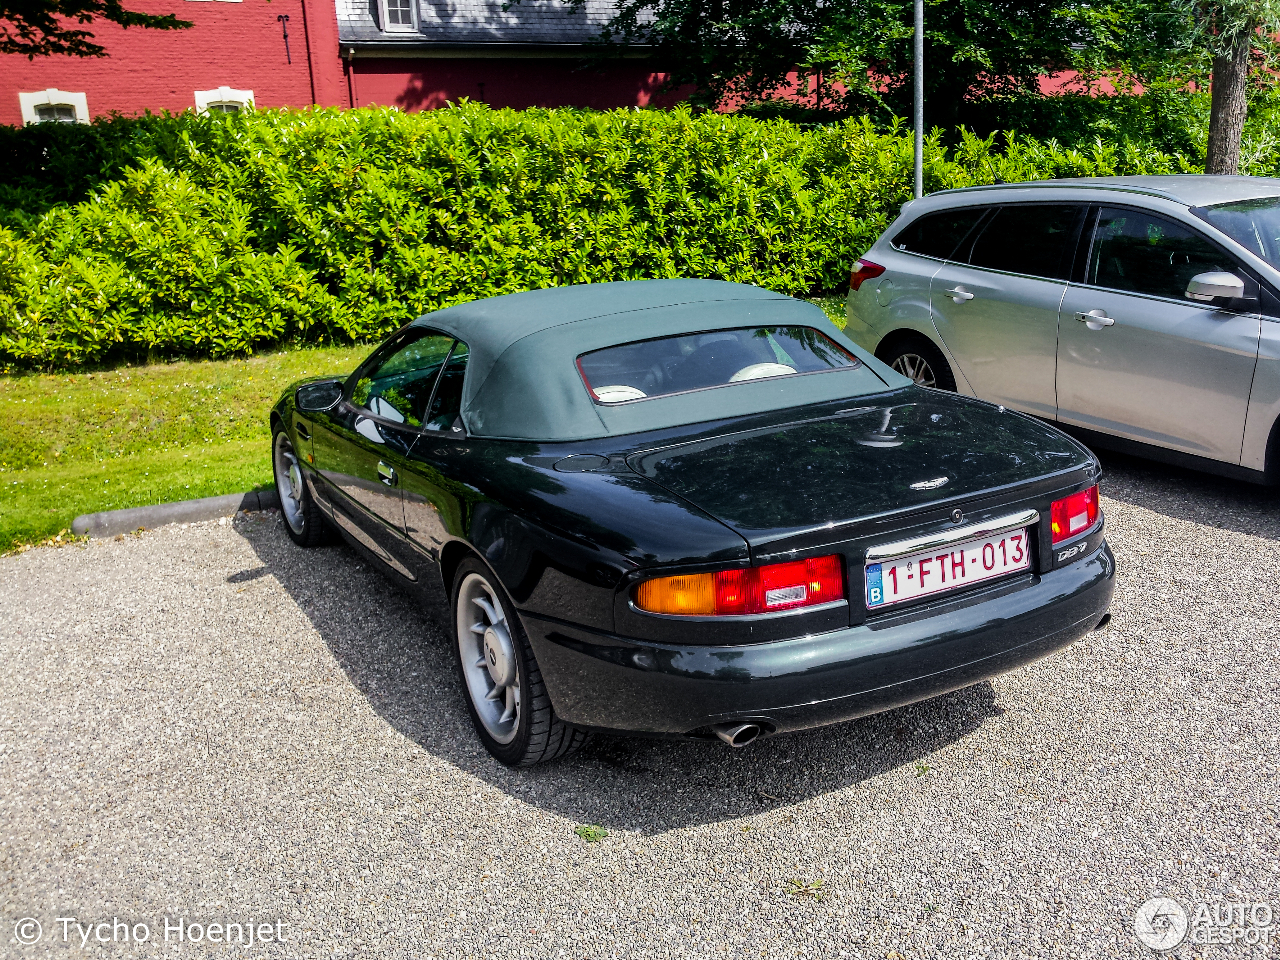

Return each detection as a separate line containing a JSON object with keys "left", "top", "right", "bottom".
{"left": 0, "top": 0, "right": 678, "bottom": 126}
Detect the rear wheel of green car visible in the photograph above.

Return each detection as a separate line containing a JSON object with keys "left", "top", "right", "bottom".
{"left": 452, "top": 557, "right": 588, "bottom": 766}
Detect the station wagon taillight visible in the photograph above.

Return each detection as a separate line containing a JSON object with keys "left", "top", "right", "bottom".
{"left": 1050, "top": 485, "right": 1099, "bottom": 544}
{"left": 849, "top": 260, "right": 886, "bottom": 291}
{"left": 635, "top": 556, "right": 845, "bottom": 616}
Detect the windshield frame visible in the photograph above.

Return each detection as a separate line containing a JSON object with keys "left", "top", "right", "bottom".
{"left": 1192, "top": 196, "right": 1280, "bottom": 270}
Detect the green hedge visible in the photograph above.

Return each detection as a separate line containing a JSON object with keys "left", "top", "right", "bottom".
{"left": 0, "top": 104, "right": 1202, "bottom": 370}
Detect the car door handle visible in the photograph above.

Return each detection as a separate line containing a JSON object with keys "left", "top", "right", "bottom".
{"left": 1076, "top": 310, "right": 1115, "bottom": 328}
{"left": 944, "top": 286, "right": 975, "bottom": 303}
{"left": 377, "top": 461, "right": 397, "bottom": 486}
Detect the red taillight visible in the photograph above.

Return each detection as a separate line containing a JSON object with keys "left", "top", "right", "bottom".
{"left": 636, "top": 555, "right": 846, "bottom": 616}
{"left": 1050, "top": 485, "right": 1099, "bottom": 544}
{"left": 849, "top": 259, "right": 886, "bottom": 291}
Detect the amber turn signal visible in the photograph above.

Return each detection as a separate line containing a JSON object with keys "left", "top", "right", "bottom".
{"left": 636, "top": 556, "right": 845, "bottom": 616}
{"left": 635, "top": 572, "right": 717, "bottom": 616}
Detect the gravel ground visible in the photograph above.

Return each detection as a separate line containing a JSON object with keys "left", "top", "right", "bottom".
{"left": 1, "top": 453, "right": 1278, "bottom": 959}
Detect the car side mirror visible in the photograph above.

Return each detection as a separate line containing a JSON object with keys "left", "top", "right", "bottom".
{"left": 1186, "top": 272, "right": 1246, "bottom": 303}
{"left": 295, "top": 379, "right": 343, "bottom": 412}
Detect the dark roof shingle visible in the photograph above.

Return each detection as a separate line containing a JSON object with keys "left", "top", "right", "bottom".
{"left": 337, "top": 0, "right": 621, "bottom": 46}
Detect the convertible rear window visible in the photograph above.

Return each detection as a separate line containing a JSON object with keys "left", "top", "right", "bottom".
{"left": 576, "top": 326, "right": 859, "bottom": 403}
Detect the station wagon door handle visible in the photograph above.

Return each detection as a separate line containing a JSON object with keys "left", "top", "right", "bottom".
{"left": 377, "top": 461, "right": 398, "bottom": 486}
{"left": 1076, "top": 310, "right": 1115, "bottom": 329}
{"left": 944, "top": 286, "right": 975, "bottom": 303}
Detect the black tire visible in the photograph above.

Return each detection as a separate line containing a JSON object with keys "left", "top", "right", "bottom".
{"left": 451, "top": 557, "right": 588, "bottom": 766}
{"left": 272, "top": 426, "right": 330, "bottom": 548}
{"left": 877, "top": 334, "right": 958, "bottom": 391}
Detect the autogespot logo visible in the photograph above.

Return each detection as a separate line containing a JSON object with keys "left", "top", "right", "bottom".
{"left": 1134, "top": 897, "right": 1189, "bottom": 951}
{"left": 1134, "top": 896, "right": 1276, "bottom": 950}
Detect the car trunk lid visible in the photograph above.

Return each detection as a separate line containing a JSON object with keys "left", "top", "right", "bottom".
{"left": 626, "top": 393, "right": 1096, "bottom": 554}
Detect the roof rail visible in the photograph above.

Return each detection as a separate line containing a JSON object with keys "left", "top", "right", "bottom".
{"left": 927, "top": 181, "right": 1186, "bottom": 202}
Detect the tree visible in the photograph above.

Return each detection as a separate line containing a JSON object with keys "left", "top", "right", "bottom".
{"left": 0, "top": 0, "right": 190, "bottom": 58}
{"left": 594, "top": 0, "right": 1100, "bottom": 125}
{"left": 592, "top": 0, "right": 1280, "bottom": 174}
{"left": 1073, "top": 1, "right": 1280, "bottom": 174}
{"left": 1191, "top": 2, "right": 1280, "bottom": 174}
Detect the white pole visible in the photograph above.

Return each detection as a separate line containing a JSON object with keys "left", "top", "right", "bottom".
{"left": 913, "top": 0, "right": 924, "bottom": 199}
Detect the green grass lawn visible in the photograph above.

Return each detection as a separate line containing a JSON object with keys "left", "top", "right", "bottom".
{"left": 811, "top": 295, "right": 848, "bottom": 329}
{"left": 0, "top": 297, "right": 848, "bottom": 552}
{"left": 0, "top": 346, "right": 369, "bottom": 551}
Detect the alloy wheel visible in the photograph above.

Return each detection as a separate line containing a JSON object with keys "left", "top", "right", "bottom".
{"left": 456, "top": 572, "right": 521, "bottom": 745}
{"left": 891, "top": 353, "right": 937, "bottom": 388}
{"left": 273, "top": 432, "right": 306, "bottom": 536}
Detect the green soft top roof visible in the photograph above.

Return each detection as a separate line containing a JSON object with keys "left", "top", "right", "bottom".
{"left": 409, "top": 279, "right": 909, "bottom": 441}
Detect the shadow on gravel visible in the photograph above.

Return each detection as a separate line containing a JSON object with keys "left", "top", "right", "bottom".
{"left": 1095, "top": 451, "right": 1280, "bottom": 541}
{"left": 236, "top": 519, "right": 1003, "bottom": 835}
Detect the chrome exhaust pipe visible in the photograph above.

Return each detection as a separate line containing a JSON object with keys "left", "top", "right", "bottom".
{"left": 713, "top": 722, "right": 762, "bottom": 748}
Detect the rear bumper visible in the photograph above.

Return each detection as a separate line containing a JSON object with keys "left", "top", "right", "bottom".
{"left": 522, "top": 541, "right": 1115, "bottom": 737}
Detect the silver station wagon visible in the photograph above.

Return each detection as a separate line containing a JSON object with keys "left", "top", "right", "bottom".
{"left": 845, "top": 175, "right": 1280, "bottom": 483}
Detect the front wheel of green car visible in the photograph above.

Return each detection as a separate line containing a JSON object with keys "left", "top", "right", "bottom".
{"left": 272, "top": 428, "right": 329, "bottom": 548}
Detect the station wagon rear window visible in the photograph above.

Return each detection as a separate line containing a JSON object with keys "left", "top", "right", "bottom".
{"left": 576, "top": 326, "right": 859, "bottom": 403}
{"left": 892, "top": 207, "right": 988, "bottom": 260}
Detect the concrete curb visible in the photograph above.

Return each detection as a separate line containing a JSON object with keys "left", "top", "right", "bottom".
{"left": 71, "top": 489, "right": 282, "bottom": 539}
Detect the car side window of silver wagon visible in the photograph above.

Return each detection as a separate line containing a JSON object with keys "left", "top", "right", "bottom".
{"left": 1085, "top": 206, "right": 1251, "bottom": 303}
{"left": 963, "top": 204, "right": 1086, "bottom": 281}
{"left": 891, "top": 207, "right": 991, "bottom": 261}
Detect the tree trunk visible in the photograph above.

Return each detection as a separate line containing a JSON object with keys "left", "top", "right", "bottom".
{"left": 1205, "top": 23, "right": 1256, "bottom": 175}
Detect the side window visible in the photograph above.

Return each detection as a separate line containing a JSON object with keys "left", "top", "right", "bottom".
{"left": 891, "top": 207, "right": 989, "bottom": 261}
{"left": 424, "top": 337, "right": 471, "bottom": 427}
{"left": 966, "top": 204, "right": 1084, "bottom": 280}
{"left": 350, "top": 331, "right": 455, "bottom": 427}
{"left": 19, "top": 88, "right": 89, "bottom": 126}
{"left": 194, "top": 86, "right": 254, "bottom": 114}
{"left": 1088, "top": 207, "right": 1238, "bottom": 300}
{"left": 378, "top": 0, "right": 417, "bottom": 31}
{"left": 424, "top": 340, "right": 469, "bottom": 431}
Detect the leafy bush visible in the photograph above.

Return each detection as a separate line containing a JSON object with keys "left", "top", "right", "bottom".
{"left": 0, "top": 103, "right": 1207, "bottom": 370}
{"left": 0, "top": 113, "right": 191, "bottom": 226}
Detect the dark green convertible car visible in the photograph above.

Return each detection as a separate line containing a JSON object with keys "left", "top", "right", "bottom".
{"left": 271, "top": 280, "right": 1114, "bottom": 766}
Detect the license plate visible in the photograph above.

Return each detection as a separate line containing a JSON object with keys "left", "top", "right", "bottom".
{"left": 865, "top": 528, "right": 1031, "bottom": 609}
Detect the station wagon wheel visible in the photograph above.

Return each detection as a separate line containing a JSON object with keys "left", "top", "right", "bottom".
{"left": 451, "top": 559, "right": 588, "bottom": 766}
{"left": 272, "top": 426, "right": 328, "bottom": 547}
{"left": 878, "top": 335, "right": 957, "bottom": 392}
{"left": 891, "top": 352, "right": 937, "bottom": 387}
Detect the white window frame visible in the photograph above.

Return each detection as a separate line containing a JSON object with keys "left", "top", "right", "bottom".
{"left": 194, "top": 86, "right": 255, "bottom": 114}
{"left": 18, "top": 89, "right": 89, "bottom": 125}
{"left": 378, "top": 0, "right": 417, "bottom": 33}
